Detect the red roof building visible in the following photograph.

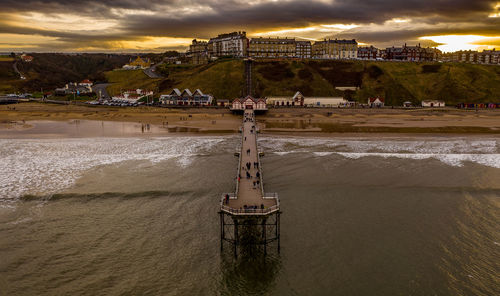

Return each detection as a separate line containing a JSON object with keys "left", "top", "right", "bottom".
{"left": 231, "top": 96, "right": 267, "bottom": 111}
{"left": 368, "top": 97, "right": 385, "bottom": 107}
{"left": 21, "top": 54, "right": 33, "bottom": 62}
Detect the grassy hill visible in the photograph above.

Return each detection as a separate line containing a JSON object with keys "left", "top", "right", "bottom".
{"left": 251, "top": 60, "right": 500, "bottom": 105}
{"left": 17, "top": 54, "right": 132, "bottom": 92}
{"left": 152, "top": 59, "right": 500, "bottom": 104}
{"left": 156, "top": 59, "right": 245, "bottom": 99}
{"left": 2, "top": 54, "right": 499, "bottom": 105}
{"left": 0, "top": 53, "right": 135, "bottom": 93}
{"left": 0, "top": 61, "right": 19, "bottom": 93}
{"left": 105, "top": 69, "right": 161, "bottom": 96}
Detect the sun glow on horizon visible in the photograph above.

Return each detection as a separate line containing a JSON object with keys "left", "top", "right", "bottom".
{"left": 253, "top": 23, "right": 358, "bottom": 38}
{"left": 419, "top": 35, "right": 500, "bottom": 52}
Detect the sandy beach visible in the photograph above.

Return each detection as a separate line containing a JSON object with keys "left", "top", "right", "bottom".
{"left": 1, "top": 102, "right": 499, "bottom": 137}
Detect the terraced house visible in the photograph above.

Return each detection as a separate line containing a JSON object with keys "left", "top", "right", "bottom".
{"left": 296, "top": 41, "right": 312, "bottom": 58}
{"left": 384, "top": 44, "right": 441, "bottom": 61}
{"left": 248, "top": 37, "right": 297, "bottom": 58}
{"left": 312, "top": 39, "right": 358, "bottom": 59}
{"left": 159, "top": 88, "right": 213, "bottom": 106}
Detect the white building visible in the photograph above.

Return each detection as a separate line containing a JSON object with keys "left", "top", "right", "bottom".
{"left": 111, "top": 89, "right": 153, "bottom": 103}
{"left": 209, "top": 31, "right": 247, "bottom": 57}
{"left": 79, "top": 79, "right": 93, "bottom": 87}
{"left": 268, "top": 91, "right": 348, "bottom": 107}
{"left": 422, "top": 100, "right": 445, "bottom": 107}
{"left": 159, "top": 88, "right": 213, "bottom": 106}
{"left": 368, "top": 97, "right": 385, "bottom": 107}
{"left": 231, "top": 96, "right": 267, "bottom": 111}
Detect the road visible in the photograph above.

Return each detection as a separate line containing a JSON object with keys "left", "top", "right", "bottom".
{"left": 92, "top": 83, "right": 111, "bottom": 100}
{"left": 12, "top": 61, "right": 26, "bottom": 80}
{"left": 143, "top": 60, "right": 164, "bottom": 78}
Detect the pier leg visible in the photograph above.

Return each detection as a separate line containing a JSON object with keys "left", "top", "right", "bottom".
{"left": 220, "top": 212, "right": 224, "bottom": 252}
{"left": 262, "top": 218, "right": 267, "bottom": 255}
{"left": 234, "top": 219, "right": 238, "bottom": 258}
{"left": 277, "top": 212, "right": 280, "bottom": 253}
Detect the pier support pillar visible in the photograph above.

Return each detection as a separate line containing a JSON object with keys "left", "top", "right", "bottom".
{"left": 220, "top": 212, "right": 224, "bottom": 251}
{"left": 234, "top": 219, "right": 239, "bottom": 258}
{"left": 277, "top": 212, "right": 281, "bottom": 253}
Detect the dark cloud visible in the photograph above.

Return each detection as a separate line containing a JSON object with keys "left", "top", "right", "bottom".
{"left": 0, "top": 0, "right": 498, "bottom": 51}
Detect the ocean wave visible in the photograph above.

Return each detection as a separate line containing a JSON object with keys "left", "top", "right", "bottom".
{"left": 263, "top": 136, "right": 500, "bottom": 168}
{"left": 20, "top": 190, "right": 195, "bottom": 201}
{"left": 0, "top": 137, "right": 232, "bottom": 202}
{"left": 335, "top": 152, "right": 500, "bottom": 168}
{"left": 260, "top": 137, "right": 499, "bottom": 154}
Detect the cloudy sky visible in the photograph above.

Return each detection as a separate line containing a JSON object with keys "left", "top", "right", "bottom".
{"left": 0, "top": 0, "right": 499, "bottom": 53}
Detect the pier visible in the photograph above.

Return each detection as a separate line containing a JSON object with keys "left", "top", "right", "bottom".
{"left": 219, "top": 109, "right": 280, "bottom": 256}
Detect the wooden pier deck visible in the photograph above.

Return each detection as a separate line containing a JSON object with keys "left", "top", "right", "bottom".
{"left": 221, "top": 109, "right": 279, "bottom": 215}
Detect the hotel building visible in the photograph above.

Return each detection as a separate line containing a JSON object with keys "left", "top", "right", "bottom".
{"left": 312, "top": 39, "right": 358, "bottom": 59}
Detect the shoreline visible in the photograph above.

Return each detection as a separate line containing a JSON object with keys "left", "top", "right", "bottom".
{"left": 0, "top": 102, "right": 499, "bottom": 137}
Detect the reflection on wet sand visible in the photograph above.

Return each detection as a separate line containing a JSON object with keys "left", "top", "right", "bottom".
{"left": 0, "top": 120, "right": 174, "bottom": 138}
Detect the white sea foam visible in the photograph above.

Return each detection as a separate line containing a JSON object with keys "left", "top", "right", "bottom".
{"left": 262, "top": 136, "right": 500, "bottom": 168}
{"left": 313, "top": 152, "right": 334, "bottom": 156}
{"left": 0, "top": 137, "right": 230, "bottom": 202}
{"left": 336, "top": 152, "right": 500, "bottom": 168}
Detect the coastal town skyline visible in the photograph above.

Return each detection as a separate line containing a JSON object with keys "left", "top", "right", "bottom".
{"left": 1, "top": 0, "right": 499, "bottom": 53}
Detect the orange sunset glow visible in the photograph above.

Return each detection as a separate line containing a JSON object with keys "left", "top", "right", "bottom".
{"left": 0, "top": 1, "right": 498, "bottom": 52}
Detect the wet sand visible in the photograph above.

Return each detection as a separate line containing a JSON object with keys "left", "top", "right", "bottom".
{"left": 1, "top": 102, "right": 499, "bottom": 137}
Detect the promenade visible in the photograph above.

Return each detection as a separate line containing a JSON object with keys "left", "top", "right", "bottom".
{"left": 222, "top": 109, "right": 277, "bottom": 213}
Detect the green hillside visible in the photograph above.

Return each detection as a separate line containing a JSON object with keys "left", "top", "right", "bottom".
{"left": 153, "top": 59, "right": 500, "bottom": 104}
{"left": 105, "top": 69, "right": 161, "bottom": 96}
{"left": 0, "top": 53, "right": 134, "bottom": 94}
{"left": 3, "top": 55, "right": 498, "bottom": 105}
{"left": 157, "top": 59, "right": 245, "bottom": 99}
{"left": 0, "top": 61, "right": 19, "bottom": 93}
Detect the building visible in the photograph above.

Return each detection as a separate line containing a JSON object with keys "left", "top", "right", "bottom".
{"left": 21, "top": 54, "right": 33, "bottom": 62}
{"left": 460, "top": 50, "right": 478, "bottom": 63}
{"left": 385, "top": 46, "right": 404, "bottom": 60}
{"left": 267, "top": 91, "right": 305, "bottom": 106}
{"left": 385, "top": 44, "right": 440, "bottom": 61}
{"left": 159, "top": 88, "right": 213, "bottom": 106}
{"left": 216, "top": 99, "right": 230, "bottom": 107}
{"left": 79, "top": 79, "right": 93, "bottom": 87}
{"left": 188, "top": 39, "right": 210, "bottom": 64}
{"left": 55, "top": 82, "right": 92, "bottom": 96}
{"left": 111, "top": 89, "right": 154, "bottom": 104}
{"left": 296, "top": 41, "right": 312, "bottom": 58}
{"left": 231, "top": 96, "right": 267, "bottom": 111}
{"left": 248, "top": 37, "right": 296, "bottom": 58}
{"left": 478, "top": 49, "right": 500, "bottom": 64}
{"left": 208, "top": 31, "right": 248, "bottom": 57}
{"left": 312, "top": 39, "right": 358, "bottom": 59}
{"left": 268, "top": 91, "right": 349, "bottom": 107}
{"left": 123, "top": 56, "right": 151, "bottom": 69}
{"left": 357, "top": 46, "right": 379, "bottom": 60}
{"left": 368, "top": 97, "right": 384, "bottom": 107}
{"left": 422, "top": 100, "right": 445, "bottom": 107}
{"left": 440, "top": 49, "right": 499, "bottom": 65}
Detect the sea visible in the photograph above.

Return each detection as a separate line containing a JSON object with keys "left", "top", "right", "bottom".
{"left": 0, "top": 132, "right": 499, "bottom": 295}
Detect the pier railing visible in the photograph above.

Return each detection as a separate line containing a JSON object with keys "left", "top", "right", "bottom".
{"left": 220, "top": 193, "right": 279, "bottom": 216}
